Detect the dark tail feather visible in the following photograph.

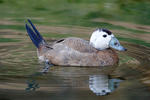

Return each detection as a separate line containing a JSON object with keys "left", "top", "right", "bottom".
{"left": 25, "top": 19, "right": 45, "bottom": 48}
{"left": 27, "top": 19, "right": 44, "bottom": 40}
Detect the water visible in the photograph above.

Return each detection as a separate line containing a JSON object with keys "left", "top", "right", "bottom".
{"left": 0, "top": 0, "right": 150, "bottom": 99}
{"left": 0, "top": 42, "right": 150, "bottom": 100}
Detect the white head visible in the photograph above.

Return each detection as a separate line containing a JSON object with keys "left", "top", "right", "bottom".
{"left": 90, "top": 28, "right": 127, "bottom": 51}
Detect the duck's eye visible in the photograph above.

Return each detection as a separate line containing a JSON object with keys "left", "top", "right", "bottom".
{"left": 103, "top": 35, "right": 107, "bottom": 38}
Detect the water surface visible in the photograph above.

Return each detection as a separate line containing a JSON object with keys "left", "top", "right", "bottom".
{"left": 0, "top": 42, "right": 150, "bottom": 100}
{"left": 0, "top": 1, "right": 150, "bottom": 99}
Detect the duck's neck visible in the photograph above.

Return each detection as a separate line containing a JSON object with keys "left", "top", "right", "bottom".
{"left": 89, "top": 42, "right": 107, "bottom": 50}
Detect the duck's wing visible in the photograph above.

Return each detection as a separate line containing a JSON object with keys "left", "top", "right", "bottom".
{"left": 52, "top": 37, "right": 97, "bottom": 53}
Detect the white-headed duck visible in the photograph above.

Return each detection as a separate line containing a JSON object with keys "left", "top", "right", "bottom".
{"left": 25, "top": 19, "right": 127, "bottom": 72}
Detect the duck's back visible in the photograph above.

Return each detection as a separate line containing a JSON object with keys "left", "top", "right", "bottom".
{"left": 57, "top": 37, "right": 97, "bottom": 53}
{"left": 40, "top": 37, "right": 118, "bottom": 67}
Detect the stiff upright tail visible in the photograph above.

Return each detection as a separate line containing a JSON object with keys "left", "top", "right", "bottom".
{"left": 25, "top": 19, "right": 45, "bottom": 48}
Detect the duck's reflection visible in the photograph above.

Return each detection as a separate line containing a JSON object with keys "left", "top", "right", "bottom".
{"left": 26, "top": 72, "right": 42, "bottom": 91}
{"left": 26, "top": 79, "right": 39, "bottom": 91}
{"left": 26, "top": 72, "right": 123, "bottom": 96}
{"left": 89, "top": 75, "right": 123, "bottom": 96}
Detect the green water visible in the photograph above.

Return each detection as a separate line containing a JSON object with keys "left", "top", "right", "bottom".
{"left": 0, "top": 0, "right": 150, "bottom": 100}
{"left": 0, "top": 41, "right": 150, "bottom": 100}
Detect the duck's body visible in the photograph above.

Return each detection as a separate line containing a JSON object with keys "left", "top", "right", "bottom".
{"left": 38, "top": 37, "right": 118, "bottom": 66}
{"left": 25, "top": 19, "right": 126, "bottom": 68}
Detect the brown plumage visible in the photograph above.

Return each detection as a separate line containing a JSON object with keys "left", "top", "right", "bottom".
{"left": 38, "top": 37, "right": 119, "bottom": 67}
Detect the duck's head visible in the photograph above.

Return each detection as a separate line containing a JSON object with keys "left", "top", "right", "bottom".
{"left": 90, "top": 28, "right": 127, "bottom": 51}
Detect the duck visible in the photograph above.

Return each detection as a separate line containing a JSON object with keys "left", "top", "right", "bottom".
{"left": 25, "top": 19, "right": 127, "bottom": 71}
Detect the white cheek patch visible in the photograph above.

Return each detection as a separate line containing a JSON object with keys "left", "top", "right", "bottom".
{"left": 90, "top": 30, "right": 100, "bottom": 46}
{"left": 95, "top": 36, "right": 111, "bottom": 50}
{"left": 90, "top": 29, "right": 113, "bottom": 50}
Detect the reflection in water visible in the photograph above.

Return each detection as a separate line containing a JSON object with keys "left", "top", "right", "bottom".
{"left": 89, "top": 75, "right": 123, "bottom": 96}
{"left": 26, "top": 72, "right": 123, "bottom": 96}
{"left": 26, "top": 79, "right": 39, "bottom": 91}
{"left": 26, "top": 72, "right": 43, "bottom": 91}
